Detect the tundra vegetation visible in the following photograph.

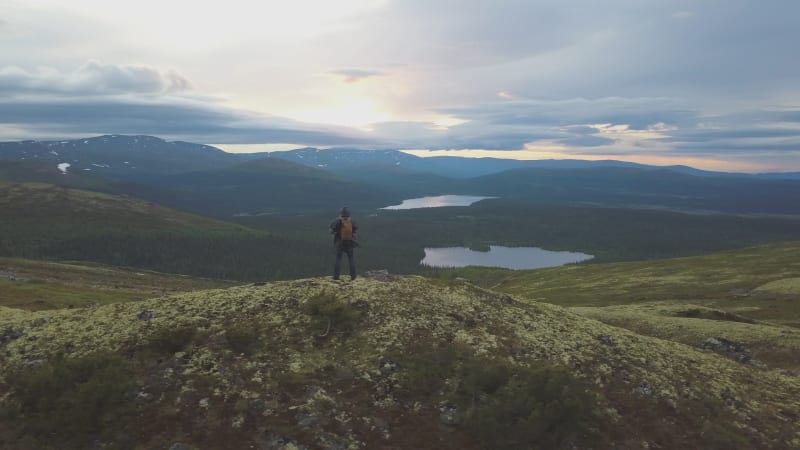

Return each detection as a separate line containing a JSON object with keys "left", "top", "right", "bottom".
{"left": 1, "top": 267, "right": 798, "bottom": 449}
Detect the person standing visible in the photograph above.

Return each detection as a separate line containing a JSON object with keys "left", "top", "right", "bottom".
{"left": 330, "top": 207, "right": 358, "bottom": 281}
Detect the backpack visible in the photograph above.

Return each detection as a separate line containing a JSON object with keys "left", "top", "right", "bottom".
{"left": 339, "top": 217, "right": 354, "bottom": 240}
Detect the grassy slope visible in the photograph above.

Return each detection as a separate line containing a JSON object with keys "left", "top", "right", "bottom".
{"left": 0, "top": 258, "right": 235, "bottom": 310}
{"left": 0, "top": 183, "right": 320, "bottom": 281}
{"left": 1, "top": 277, "right": 798, "bottom": 449}
{"left": 0, "top": 182, "right": 255, "bottom": 235}
{"left": 463, "top": 240, "right": 800, "bottom": 307}
{"left": 433, "top": 241, "right": 800, "bottom": 373}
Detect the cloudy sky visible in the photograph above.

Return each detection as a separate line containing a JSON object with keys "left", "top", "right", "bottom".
{"left": 2, "top": 0, "right": 799, "bottom": 171}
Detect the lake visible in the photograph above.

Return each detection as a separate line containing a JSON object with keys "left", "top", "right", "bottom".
{"left": 421, "top": 246, "right": 594, "bottom": 269}
{"left": 382, "top": 195, "right": 496, "bottom": 210}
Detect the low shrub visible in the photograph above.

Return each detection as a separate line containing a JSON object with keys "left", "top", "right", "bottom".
{"left": 459, "top": 361, "right": 598, "bottom": 450}
{"left": 304, "top": 291, "right": 364, "bottom": 337}
{"left": 392, "top": 343, "right": 600, "bottom": 449}
{"left": 146, "top": 323, "right": 196, "bottom": 354}
{"left": 4, "top": 352, "right": 137, "bottom": 448}
{"left": 225, "top": 321, "right": 262, "bottom": 355}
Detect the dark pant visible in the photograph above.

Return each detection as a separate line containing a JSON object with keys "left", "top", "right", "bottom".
{"left": 334, "top": 241, "right": 356, "bottom": 280}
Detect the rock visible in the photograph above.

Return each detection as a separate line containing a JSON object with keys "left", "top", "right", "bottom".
{"left": 316, "top": 432, "right": 350, "bottom": 450}
{"left": 721, "top": 389, "right": 745, "bottom": 410}
{"left": 702, "top": 337, "right": 753, "bottom": 363}
{"left": 439, "top": 401, "right": 462, "bottom": 426}
{"left": 378, "top": 357, "right": 398, "bottom": 375}
{"left": 635, "top": 381, "right": 656, "bottom": 397}
{"left": 0, "top": 327, "right": 21, "bottom": 345}
{"left": 0, "top": 271, "right": 18, "bottom": 281}
{"left": 597, "top": 335, "right": 616, "bottom": 347}
{"left": 296, "top": 413, "right": 319, "bottom": 430}
{"left": 255, "top": 432, "right": 309, "bottom": 450}
{"left": 168, "top": 444, "right": 192, "bottom": 450}
{"left": 138, "top": 310, "right": 155, "bottom": 321}
{"left": 23, "top": 358, "right": 47, "bottom": 368}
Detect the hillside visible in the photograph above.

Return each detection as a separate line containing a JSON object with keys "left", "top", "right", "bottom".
{"left": 143, "top": 158, "right": 400, "bottom": 216}
{"left": 0, "top": 160, "right": 117, "bottom": 192}
{"left": 0, "top": 182, "right": 254, "bottom": 236}
{"left": 0, "top": 258, "right": 234, "bottom": 311}
{"left": 1, "top": 276, "right": 798, "bottom": 449}
{"left": 432, "top": 241, "right": 800, "bottom": 374}
{"left": 0, "top": 183, "right": 327, "bottom": 280}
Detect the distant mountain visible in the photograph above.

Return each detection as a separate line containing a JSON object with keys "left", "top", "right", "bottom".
{"left": 753, "top": 171, "right": 800, "bottom": 180}
{"left": 0, "top": 135, "right": 245, "bottom": 181}
{"left": 464, "top": 166, "right": 800, "bottom": 214}
{"left": 3, "top": 135, "right": 798, "bottom": 215}
{"left": 267, "top": 147, "right": 657, "bottom": 178}
{"left": 3, "top": 135, "right": 797, "bottom": 183}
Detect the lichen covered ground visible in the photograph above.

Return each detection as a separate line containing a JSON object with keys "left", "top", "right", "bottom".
{"left": 1, "top": 275, "right": 799, "bottom": 449}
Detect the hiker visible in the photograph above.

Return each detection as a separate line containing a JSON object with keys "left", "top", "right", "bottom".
{"left": 330, "top": 207, "right": 358, "bottom": 281}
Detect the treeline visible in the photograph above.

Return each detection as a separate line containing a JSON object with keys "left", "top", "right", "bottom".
{"left": 237, "top": 201, "right": 800, "bottom": 270}
{"left": 5, "top": 199, "right": 800, "bottom": 282}
{"left": 0, "top": 232, "right": 330, "bottom": 281}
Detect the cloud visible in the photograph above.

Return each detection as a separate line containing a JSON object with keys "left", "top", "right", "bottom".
{"left": 0, "top": 61, "right": 192, "bottom": 96}
{"left": 327, "top": 69, "right": 383, "bottom": 83}
{"left": 0, "top": 96, "right": 373, "bottom": 146}
{"left": 3, "top": 2, "right": 800, "bottom": 170}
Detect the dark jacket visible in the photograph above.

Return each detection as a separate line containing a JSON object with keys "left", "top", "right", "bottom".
{"left": 330, "top": 216, "right": 358, "bottom": 248}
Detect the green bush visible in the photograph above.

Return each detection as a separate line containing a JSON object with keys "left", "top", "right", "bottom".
{"left": 459, "top": 362, "right": 598, "bottom": 450}
{"left": 391, "top": 345, "right": 600, "bottom": 449}
{"left": 395, "top": 344, "right": 465, "bottom": 397}
{"left": 304, "top": 291, "right": 364, "bottom": 337}
{"left": 4, "top": 352, "right": 137, "bottom": 447}
{"left": 146, "top": 324, "right": 196, "bottom": 354}
{"left": 225, "top": 321, "right": 262, "bottom": 354}
{"left": 700, "top": 420, "right": 752, "bottom": 450}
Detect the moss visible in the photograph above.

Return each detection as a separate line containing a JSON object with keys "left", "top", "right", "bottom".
{"left": 0, "top": 275, "right": 798, "bottom": 448}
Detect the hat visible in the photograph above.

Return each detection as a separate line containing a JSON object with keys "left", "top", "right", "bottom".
{"left": 340, "top": 207, "right": 350, "bottom": 217}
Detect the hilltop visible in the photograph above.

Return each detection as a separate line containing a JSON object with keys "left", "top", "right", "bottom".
{"left": 1, "top": 275, "right": 798, "bottom": 449}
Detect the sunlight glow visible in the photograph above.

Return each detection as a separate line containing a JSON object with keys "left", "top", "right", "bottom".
{"left": 283, "top": 97, "right": 391, "bottom": 128}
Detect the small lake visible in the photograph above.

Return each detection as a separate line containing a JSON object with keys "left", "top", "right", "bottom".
{"left": 382, "top": 195, "right": 496, "bottom": 210}
{"left": 421, "top": 246, "right": 594, "bottom": 269}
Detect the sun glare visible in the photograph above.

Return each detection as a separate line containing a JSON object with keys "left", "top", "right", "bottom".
{"left": 284, "top": 97, "right": 391, "bottom": 128}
